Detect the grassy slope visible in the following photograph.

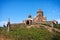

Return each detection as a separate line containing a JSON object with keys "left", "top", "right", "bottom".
{"left": 0, "top": 25, "right": 60, "bottom": 40}
{"left": 54, "top": 24, "right": 60, "bottom": 29}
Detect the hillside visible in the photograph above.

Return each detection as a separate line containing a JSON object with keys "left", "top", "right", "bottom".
{"left": 0, "top": 25, "right": 60, "bottom": 40}
{"left": 54, "top": 24, "right": 60, "bottom": 30}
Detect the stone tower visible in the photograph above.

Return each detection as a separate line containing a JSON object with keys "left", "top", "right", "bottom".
{"left": 33, "top": 9, "right": 46, "bottom": 23}
{"left": 37, "top": 9, "right": 43, "bottom": 17}
{"left": 7, "top": 18, "right": 10, "bottom": 32}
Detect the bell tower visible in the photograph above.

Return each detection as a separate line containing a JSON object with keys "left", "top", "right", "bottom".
{"left": 37, "top": 9, "right": 43, "bottom": 17}
{"left": 33, "top": 9, "right": 44, "bottom": 23}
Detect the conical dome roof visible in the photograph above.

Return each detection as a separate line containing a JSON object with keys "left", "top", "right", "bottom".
{"left": 37, "top": 9, "right": 43, "bottom": 13}
{"left": 28, "top": 14, "right": 32, "bottom": 18}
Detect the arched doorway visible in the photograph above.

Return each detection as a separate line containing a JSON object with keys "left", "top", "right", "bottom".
{"left": 26, "top": 20, "right": 29, "bottom": 25}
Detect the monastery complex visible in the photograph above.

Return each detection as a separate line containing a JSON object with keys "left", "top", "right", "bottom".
{"left": 7, "top": 9, "right": 58, "bottom": 29}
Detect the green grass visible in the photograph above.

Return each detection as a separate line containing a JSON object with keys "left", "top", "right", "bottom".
{"left": 54, "top": 24, "right": 60, "bottom": 29}
{"left": 0, "top": 25, "right": 60, "bottom": 40}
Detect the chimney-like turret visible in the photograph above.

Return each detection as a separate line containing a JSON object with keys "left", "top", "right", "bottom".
{"left": 7, "top": 18, "right": 10, "bottom": 32}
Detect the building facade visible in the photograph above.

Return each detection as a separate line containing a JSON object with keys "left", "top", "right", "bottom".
{"left": 23, "top": 9, "right": 46, "bottom": 25}
{"left": 7, "top": 9, "right": 58, "bottom": 28}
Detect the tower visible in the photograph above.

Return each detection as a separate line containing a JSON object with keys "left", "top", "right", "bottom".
{"left": 36, "top": 9, "right": 44, "bottom": 22}
{"left": 33, "top": 9, "right": 45, "bottom": 23}
{"left": 7, "top": 18, "right": 10, "bottom": 32}
{"left": 37, "top": 9, "right": 43, "bottom": 17}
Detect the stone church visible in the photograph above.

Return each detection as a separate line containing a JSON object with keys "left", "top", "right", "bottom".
{"left": 23, "top": 9, "right": 46, "bottom": 25}
{"left": 7, "top": 9, "right": 58, "bottom": 28}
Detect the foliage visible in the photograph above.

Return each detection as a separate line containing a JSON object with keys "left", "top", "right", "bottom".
{"left": 54, "top": 24, "right": 60, "bottom": 29}
{"left": 0, "top": 25, "right": 60, "bottom": 40}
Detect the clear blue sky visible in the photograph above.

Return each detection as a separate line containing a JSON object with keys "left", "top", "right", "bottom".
{"left": 0, "top": 0, "right": 60, "bottom": 26}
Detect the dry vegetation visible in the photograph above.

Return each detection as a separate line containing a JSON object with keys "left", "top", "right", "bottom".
{"left": 0, "top": 24, "right": 60, "bottom": 40}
